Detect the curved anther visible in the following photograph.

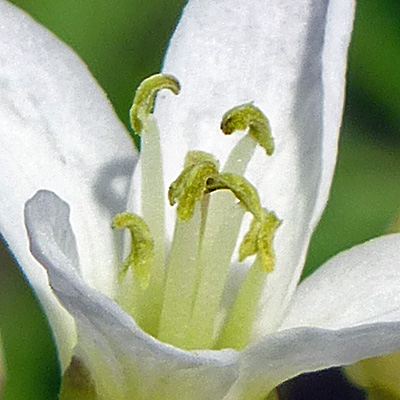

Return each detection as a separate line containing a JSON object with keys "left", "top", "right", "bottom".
{"left": 205, "top": 173, "right": 264, "bottom": 220}
{"left": 239, "top": 210, "right": 281, "bottom": 272}
{"left": 220, "top": 103, "right": 274, "bottom": 155}
{"left": 112, "top": 212, "right": 154, "bottom": 288}
{"left": 184, "top": 150, "right": 220, "bottom": 169}
{"left": 168, "top": 152, "right": 219, "bottom": 222}
{"left": 168, "top": 149, "right": 281, "bottom": 272}
{"left": 130, "top": 73, "right": 180, "bottom": 134}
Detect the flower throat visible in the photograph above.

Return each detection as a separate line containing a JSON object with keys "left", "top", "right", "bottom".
{"left": 113, "top": 74, "right": 281, "bottom": 351}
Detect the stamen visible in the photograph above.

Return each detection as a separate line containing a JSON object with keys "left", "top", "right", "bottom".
{"left": 168, "top": 151, "right": 219, "bottom": 222}
{"left": 127, "top": 74, "right": 180, "bottom": 336}
{"left": 216, "top": 212, "right": 280, "bottom": 350}
{"left": 221, "top": 103, "right": 274, "bottom": 156}
{"left": 222, "top": 134, "right": 258, "bottom": 175}
{"left": 185, "top": 193, "right": 245, "bottom": 349}
{"left": 184, "top": 150, "right": 219, "bottom": 168}
{"left": 158, "top": 153, "right": 222, "bottom": 347}
{"left": 112, "top": 212, "right": 154, "bottom": 289}
{"left": 206, "top": 173, "right": 281, "bottom": 271}
{"left": 115, "top": 84, "right": 281, "bottom": 351}
{"left": 256, "top": 212, "right": 281, "bottom": 272}
{"left": 171, "top": 154, "right": 279, "bottom": 349}
{"left": 206, "top": 173, "right": 264, "bottom": 220}
{"left": 130, "top": 74, "right": 180, "bottom": 134}
{"left": 182, "top": 104, "right": 276, "bottom": 349}
{"left": 238, "top": 217, "right": 260, "bottom": 260}
{"left": 239, "top": 211, "right": 281, "bottom": 272}
{"left": 215, "top": 257, "right": 267, "bottom": 350}
{"left": 158, "top": 204, "right": 203, "bottom": 348}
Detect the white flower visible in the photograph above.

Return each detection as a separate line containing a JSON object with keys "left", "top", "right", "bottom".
{"left": 2, "top": 0, "right": 400, "bottom": 399}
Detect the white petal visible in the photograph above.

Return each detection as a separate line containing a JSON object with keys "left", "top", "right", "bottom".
{"left": 280, "top": 234, "right": 400, "bottom": 331}
{"left": 25, "top": 190, "right": 239, "bottom": 400}
{"left": 25, "top": 191, "right": 81, "bottom": 276}
{"left": 154, "top": 0, "right": 355, "bottom": 334}
{"left": 226, "top": 324, "right": 400, "bottom": 400}
{"left": 0, "top": 2, "right": 136, "bottom": 365}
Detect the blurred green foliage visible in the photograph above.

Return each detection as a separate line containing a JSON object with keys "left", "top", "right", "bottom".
{"left": 0, "top": 0, "right": 399, "bottom": 399}
{"left": 346, "top": 0, "right": 400, "bottom": 142}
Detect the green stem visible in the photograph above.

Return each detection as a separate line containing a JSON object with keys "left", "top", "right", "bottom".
{"left": 134, "top": 115, "right": 167, "bottom": 336}
{"left": 158, "top": 205, "right": 203, "bottom": 347}
{"left": 184, "top": 135, "right": 256, "bottom": 349}
{"left": 216, "top": 257, "right": 267, "bottom": 350}
{"left": 185, "top": 192, "right": 244, "bottom": 349}
{"left": 223, "top": 134, "right": 256, "bottom": 175}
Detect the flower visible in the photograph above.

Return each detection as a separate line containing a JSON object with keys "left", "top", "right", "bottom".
{"left": 2, "top": 0, "right": 400, "bottom": 399}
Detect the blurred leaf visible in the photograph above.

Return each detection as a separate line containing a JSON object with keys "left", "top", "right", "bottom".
{"left": 304, "top": 126, "right": 400, "bottom": 277}
{"left": 347, "top": 0, "right": 400, "bottom": 140}
{"left": 0, "top": 241, "right": 60, "bottom": 400}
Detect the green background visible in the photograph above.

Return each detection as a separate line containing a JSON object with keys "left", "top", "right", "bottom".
{"left": 1, "top": 0, "right": 400, "bottom": 398}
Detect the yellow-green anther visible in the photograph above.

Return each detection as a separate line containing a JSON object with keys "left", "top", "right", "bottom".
{"left": 239, "top": 210, "right": 281, "bottom": 272}
{"left": 206, "top": 173, "right": 264, "bottom": 220}
{"left": 184, "top": 150, "right": 220, "bottom": 169}
{"left": 257, "top": 211, "right": 281, "bottom": 272}
{"left": 239, "top": 217, "right": 261, "bottom": 261}
{"left": 130, "top": 73, "right": 180, "bottom": 134}
{"left": 220, "top": 103, "right": 274, "bottom": 155}
{"left": 205, "top": 173, "right": 280, "bottom": 270}
{"left": 169, "top": 152, "right": 219, "bottom": 206}
{"left": 169, "top": 160, "right": 219, "bottom": 222}
{"left": 112, "top": 212, "right": 154, "bottom": 288}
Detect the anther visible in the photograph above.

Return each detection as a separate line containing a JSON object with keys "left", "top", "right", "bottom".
{"left": 168, "top": 152, "right": 219, "bottom": 222}
{"left": 220, "top": 103, "right": 274, "bottom": 155}
{"left": 130, "top": 74, "right": 180, "bottom": 134}
{"left": 239, "top": 210, "right": 281, "bottom": 272}
{"left": 112, "top": 212, "right": 154, "bottom": 288}
{"left": 204, "top": 173, "right": 280, "bottom": 271}
{"left": 205, "top": 173, "right": 264, "bottom": 220}
{"left": 184, "top": 150, "right": 220, "bottom": 169}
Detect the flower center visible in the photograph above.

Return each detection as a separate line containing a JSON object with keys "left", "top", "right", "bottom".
{"left": 113, "top": 74, "right": 280, "bottom": 351}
